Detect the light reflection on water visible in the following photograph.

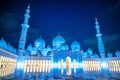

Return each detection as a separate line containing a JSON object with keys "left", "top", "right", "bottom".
{"left": 0, "top": 67, "right": 120, "bottom": 80}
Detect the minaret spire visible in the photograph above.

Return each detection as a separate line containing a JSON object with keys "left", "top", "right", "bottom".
{"left": 95, "top": 17, "right": 105, "bottom": 58}
{"left": 18, "top": 4, "right": 30, "bottom": 57}
{"left": 24, "top": 4, "right": 30, "bottom": 24}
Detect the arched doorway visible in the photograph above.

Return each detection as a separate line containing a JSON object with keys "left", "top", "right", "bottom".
{"left": 66, "top": 56, "right": 71, "bottom": 75}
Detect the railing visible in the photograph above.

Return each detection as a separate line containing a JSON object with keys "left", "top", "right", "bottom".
{"left": 107, "top": 57, "right": 120, "bottom": 73}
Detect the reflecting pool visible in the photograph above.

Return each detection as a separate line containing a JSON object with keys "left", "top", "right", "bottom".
{"left": 0, "top": 63, "right": 120, "bottom": 80}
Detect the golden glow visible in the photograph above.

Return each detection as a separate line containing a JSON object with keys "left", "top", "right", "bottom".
{"left": 108, "top": 60, "right": 120, "bottom": 72}
{"left": 23, "top": 59, "right": 52, "bottom": 73}
{"left": 83, "top": 60, "right": 101, "bottom": 72}
{"left": 61, "top": 59, "right": 64, "bottom": 74}
{"left": 0, "top": 56, "right": 16, "bottom": 77}
{"left": 73, "top": 59, "right": 76, "bottom": 74}
{"left": 22, "top": 58, "right": 120, "bottom": 75}
{"left": 47, "top": 60, "right": 51, "bottom": 73}
{"left": 2, "top": 55, "right": 117, "bottom": 75}
{"left": 66, "top": 57, "right": 71, "bottom": 75}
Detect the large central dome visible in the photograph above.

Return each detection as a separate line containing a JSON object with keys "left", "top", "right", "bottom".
{"left": 52, "top": 34, "right": 65, "bottom": 48}
{"left": 34, "top": 37, "right": 45, "bottom": 48}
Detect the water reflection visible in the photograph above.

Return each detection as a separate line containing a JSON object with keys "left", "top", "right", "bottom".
{"left": 0, "top": 56, "right": 120, "bottom": 80}
{"left": 0, "top": 67, "right": 120, "bottom": 80}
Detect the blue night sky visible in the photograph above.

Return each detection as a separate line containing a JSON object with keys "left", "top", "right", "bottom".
{"left": 0, "top": 0, "right": 120, "bottom": 54}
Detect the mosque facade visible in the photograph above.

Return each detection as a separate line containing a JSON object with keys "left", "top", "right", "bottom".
{"left": 0, "top": 5, "right": 120, "bottom": 79}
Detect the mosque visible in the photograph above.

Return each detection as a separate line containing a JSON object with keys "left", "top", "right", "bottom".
{"left": 0, "top": 5, "right": 120, "bottom": 80}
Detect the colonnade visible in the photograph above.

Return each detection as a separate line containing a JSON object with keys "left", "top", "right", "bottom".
{"left": 16, "top": 58, "right": 120, "bottom": 75}
{"left": 23, "top": 60, "right": 52, "bottom": 73}
{"left": 0, "top": 56, "right": 16, "bottom": 77}
{"left": 108, "top": 60, "right": 120, "bottom": 72}
{"left": 83, "top": 61, "right": 101, "bottom": 72}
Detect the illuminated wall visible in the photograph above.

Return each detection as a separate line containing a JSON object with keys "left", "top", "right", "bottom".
{"left": 0, "top": 56, "right": 17, "bottom": 77}
{"left": 16, "top": 56, "right": 53, "bottom": 76}
{"left": 15, "top": 57, "right": 118, "bottom": 76}
{"left": 0, "top": 47, "right": 18, "bottom": 78}
{"left": 83, "top": 59, "right": 101, "bottom": 72}
{"left": 107, "top": 58, "right": 120, "bottom": 73}
{"left": 0, "top": 47, "right": 120, "bottom": 77}
{"left": 23, "top": 59, "right": 52, "bottom": 73}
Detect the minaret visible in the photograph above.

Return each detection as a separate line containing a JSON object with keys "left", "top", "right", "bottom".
{"left": 95, "top": 18, "right": 105, "bottom": 58}
{"left": 18, "top": 5, "right": 30, "bottom": 57}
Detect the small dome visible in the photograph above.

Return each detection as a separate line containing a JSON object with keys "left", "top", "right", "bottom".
{"left": 93, "top": 53, "right": 99, "bottom": 58}
{"left": 0, "top": 38, "right": 7, "bottom": 48}
{"left": 60, "top": 43, "right": 69, "bottom": 50}
{"left": 34, "top": 37, "right": 45, "bottom": 48}
{"left": 82, "top": 52, "right": 88, "bottom": 58}
{"left": 7, "top": 44, "right": 14, "bottom": 52}
{"left": 46, "top": 45, "right": 52, "bottom": 51}
{"left": 71, "top": 40, "right": 80, "bottom": 51}
{"left": 115, "top": 50, "right": 120, "bottom": 57}
{"left": 12, "top": 47, "right": 16, "bottom": 53}
{"left": 53, "top": 34, "right": 65, "bottom": 48}
{"left": 27, "top": 44, "right": 32, "bottom": 51}
{"left": 87, "top": 48, "right": 93, "bottom": 55}
{"left": 107, "top": 52, "right": 113, "bottom": 58}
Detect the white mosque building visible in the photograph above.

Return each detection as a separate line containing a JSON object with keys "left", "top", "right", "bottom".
{"left": 0, "top": 5, "right": 120, "bottom": 80}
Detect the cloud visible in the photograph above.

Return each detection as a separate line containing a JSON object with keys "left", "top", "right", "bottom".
{"left": 83, "top": 37, "right": 97, "bottom": 46}
{"left": 0, "top": 11, "right": 21, "bottom": 31}
{"left": 100, "top": 0, "right": 120, "bottom": 17}
{"left": 26, "top": 28, "right": 41, "bottom": 43}
{"left": 83, "top": 34, "right": 120, "bottom": 46}
{"left": 103, "top": 34, "right": 120, "bottom": 43}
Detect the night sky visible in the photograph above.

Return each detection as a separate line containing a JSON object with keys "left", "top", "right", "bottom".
{"left": 0, "top": 0, "right": 120, "bottom": 54}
